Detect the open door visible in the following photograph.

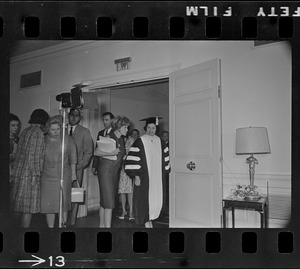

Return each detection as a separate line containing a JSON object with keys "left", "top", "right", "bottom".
{"left": 169, "top": 58, "right": 222, "bottom": 227}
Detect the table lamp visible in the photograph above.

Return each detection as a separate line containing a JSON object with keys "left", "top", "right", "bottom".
{"left": 235, "top": 127, "right": 271, "bottom": 200}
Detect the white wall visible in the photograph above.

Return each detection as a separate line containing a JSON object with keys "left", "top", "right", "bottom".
{"left": 111, "top": 92, "right": 169, "bottom": 135}
{"left": 10, "top": 41, "right": 291, "bottom": 226}
{"left": 10, "top": 41, "right": 291, "bottom": 173}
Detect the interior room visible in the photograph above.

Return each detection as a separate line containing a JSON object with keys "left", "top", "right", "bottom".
{"left": 9, "top": 40, "right": 291, "bottom": 228}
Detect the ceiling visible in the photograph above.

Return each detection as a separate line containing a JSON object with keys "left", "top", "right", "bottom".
{"left": 10, "top": 41, "right": 169, "bottom": 102}
{"left": 10, "top": 41, "right": 67, "bottom": 57}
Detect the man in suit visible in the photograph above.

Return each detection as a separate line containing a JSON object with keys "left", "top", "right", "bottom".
{"left": 68, "top": 108, "right": 94, "bottom": 226}
{"left": 92, "top": 112, "right": 114, "bottom": 175}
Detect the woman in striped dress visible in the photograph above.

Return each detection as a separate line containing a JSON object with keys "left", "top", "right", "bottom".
{"left": 11, "top": 109, "right": 49, "bottom": 228}
{"left": 124, "top": 117, "right": 170, "bottom": 228}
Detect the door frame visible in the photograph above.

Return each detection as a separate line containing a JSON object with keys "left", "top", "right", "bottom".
{"left": 85, "top": 62, "right": 223, "bottom": 225}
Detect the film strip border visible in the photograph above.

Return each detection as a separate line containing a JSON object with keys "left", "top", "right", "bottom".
{"left": 0, "top": 1, "right": 299, "bottom": 40}
{"left": 5, "top": 15, "right": 295, "bottom": 40}
{"left": 0, "top": 229, "right": 296, "bottom": 267}
{"left": 1, "top": 1, "right": 300, "bottom": 268}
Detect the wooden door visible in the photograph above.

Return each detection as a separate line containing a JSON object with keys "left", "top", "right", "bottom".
{"left": 169, "top": 58, "right": 222, "bottom": 227}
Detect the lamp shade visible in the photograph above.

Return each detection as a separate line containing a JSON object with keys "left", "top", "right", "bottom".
{"left": 235, "top": 127, "right": 271, "bottom": 155}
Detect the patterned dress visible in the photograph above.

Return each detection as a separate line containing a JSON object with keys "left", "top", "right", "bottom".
{"left": 118, "top": 136, "right": 135, "bottom": 194}
{"left": 10, "top": 125, "right": 45, "bottom": 213}
{"left": 124, "top": 134, "right": 170, "bottom": 225}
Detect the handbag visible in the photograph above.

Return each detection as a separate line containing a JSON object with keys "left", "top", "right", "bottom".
{"left": 71, "top": 179, "right": 85, "bottom": 203}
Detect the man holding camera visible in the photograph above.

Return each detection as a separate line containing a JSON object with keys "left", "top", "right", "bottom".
{"left": 68, "top": 108, "right": 94, "bottom": 226}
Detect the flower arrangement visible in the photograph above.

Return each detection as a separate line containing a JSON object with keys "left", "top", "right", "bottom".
{"left": 231, "top": 184, "right": 260, "bottom": 199}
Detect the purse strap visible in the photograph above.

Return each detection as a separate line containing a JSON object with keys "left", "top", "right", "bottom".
{"left": 73, "top": 179, "right": 80, "bottom": 188}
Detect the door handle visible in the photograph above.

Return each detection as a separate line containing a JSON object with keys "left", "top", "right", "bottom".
{"left": 186, "top": 161, "right": 196, "bottom": 171}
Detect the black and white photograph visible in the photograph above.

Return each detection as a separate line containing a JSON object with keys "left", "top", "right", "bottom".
{"left": 8, "top": 40, "right": 291, "bottom": 229}
{"left": 2, "top": 0, "right": 300, "bottom": 267}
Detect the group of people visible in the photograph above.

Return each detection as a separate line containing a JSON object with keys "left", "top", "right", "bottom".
{"left": 9, "top": 108, "right": 170, "bottom": 229}
{"left": 10, "top": 109, "right": 94, "bottom": 228}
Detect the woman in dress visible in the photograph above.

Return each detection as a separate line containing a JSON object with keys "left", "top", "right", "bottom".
{"left": 40, "top": 115, "right": 77, "bottom": 228}
{"left": 9, "top": 113, "right": 21, "bottom": 165}
{"left": 9, "top": 113, "right": 21, "bottom": 221}
{"left": 118, "top": 128, "right": 140, "bottom": 220}
{"left": 94, "top": 115, "right": 130, "bottom": 228}
{"left": 11, "top": 109, "right": 49, "bottom": 228}
{"left": 125, "top": 117, "right": 170, "bottom": 228}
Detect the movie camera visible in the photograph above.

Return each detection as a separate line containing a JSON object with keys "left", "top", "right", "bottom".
{"left": 56, "top": 86, "right": 84, "bottom": 109}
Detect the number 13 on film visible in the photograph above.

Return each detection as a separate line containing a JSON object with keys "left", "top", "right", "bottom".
{"left": 49, "top": 256, "right": 65, "bottom": 267}
{"left": 19, "top": 254, "right": 65, "bottom": 267}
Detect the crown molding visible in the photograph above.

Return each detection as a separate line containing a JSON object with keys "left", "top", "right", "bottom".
{"left": 10, "top": 41, "right": 121, "bottom": 64}
{"left": 84, "top": 63, "right": 181, "bottom": 91}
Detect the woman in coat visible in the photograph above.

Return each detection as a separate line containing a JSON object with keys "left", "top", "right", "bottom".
{"left": 11, "top": 109, "right": 49, "bottom": 228}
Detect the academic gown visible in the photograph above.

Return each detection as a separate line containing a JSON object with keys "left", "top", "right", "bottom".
{"left": 124, "top": 134, "right": 170, "bottom": 225}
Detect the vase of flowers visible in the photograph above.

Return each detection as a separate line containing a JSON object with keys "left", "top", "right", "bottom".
{"left": 231, "top": 184, "right": 260, "bottom": 200}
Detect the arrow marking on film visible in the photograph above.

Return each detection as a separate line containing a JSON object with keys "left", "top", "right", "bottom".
{"left": 18, "top": 255, "right": 46, "bottom": 267}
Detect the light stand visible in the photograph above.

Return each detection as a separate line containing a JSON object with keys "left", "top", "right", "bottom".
{"left": 58, "top": 106, "right": 68, "bottom": 228}
{"left": 56, "top": 83, "right": 87, "bottom": 228}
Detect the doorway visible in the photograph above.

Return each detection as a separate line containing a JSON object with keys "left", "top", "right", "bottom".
{"left": 83, "top": 59, "right": 222, "bottom": 228}
{"left": 110, "top": 79, "right": 169, "bottom": 136}
{"left": 83, "top": 79, "right": 170, "bottom": 223}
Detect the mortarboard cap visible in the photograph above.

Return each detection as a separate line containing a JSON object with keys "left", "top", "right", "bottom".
{"left": 140, "top": 116, "right": 162, "bottom": 126}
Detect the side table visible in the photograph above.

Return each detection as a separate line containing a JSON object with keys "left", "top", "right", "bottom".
{"left": 222, "top": 195, "right": 269, "bottom": 228}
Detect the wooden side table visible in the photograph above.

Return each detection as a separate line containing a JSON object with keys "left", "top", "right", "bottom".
{"left": 222, "top": 195, "right": 269, "bottom": 228}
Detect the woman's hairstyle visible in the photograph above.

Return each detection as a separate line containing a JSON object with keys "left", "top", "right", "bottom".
{"left": 28, "top": 109, "right": 49, "bottom": 126}
{"left": 10, "top": 113, "right": 20, "bottom": 123}
{"left": 45, "top": 115, "right": 63, "bottom": 132}
{"left": 111, "top": 115, "right": 130, "bottom": 131}
{"left": 144, "top": 123, "right": 159, "bottom": 133}
{"left": 130, "top": 128, "right": 140, "bottom": 136}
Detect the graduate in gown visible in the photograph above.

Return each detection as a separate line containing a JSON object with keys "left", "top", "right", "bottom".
{"left": 125, "top": 117, "right": 170, "bottom": 228}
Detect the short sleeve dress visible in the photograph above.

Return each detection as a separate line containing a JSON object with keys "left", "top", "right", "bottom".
{"left": 97, "top": 132, "right": 125, "bottom": 209}
{"left": 118, "top": 136, "right": 135, "bottom": 194}
{"left": 40, "top": 135, "right": 77, "bottom": 214}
